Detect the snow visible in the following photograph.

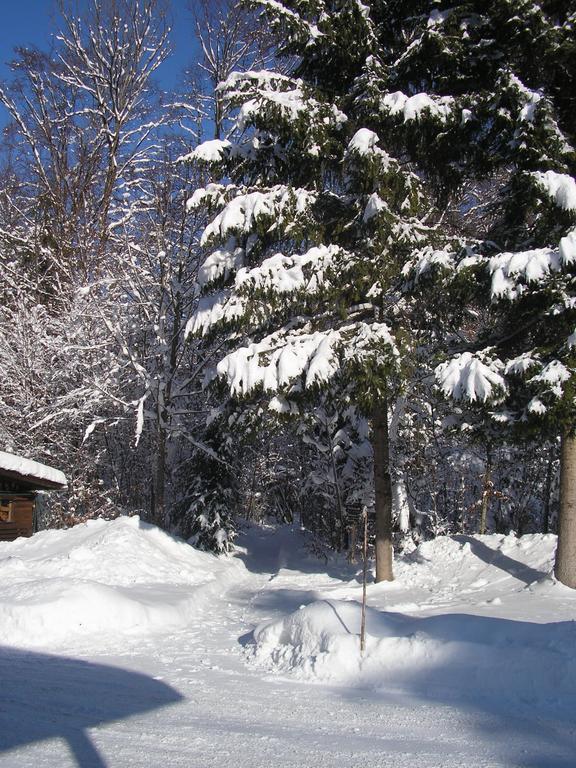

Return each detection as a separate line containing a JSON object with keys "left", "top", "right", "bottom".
{"left": 489, "top": 246, "right": 561, "bottom": 299}
{"left": 253, "top": 596, "right": 576, "bottom": 702}
{"left": 200, "top": 186, "right": 316, "bottom": 248}
{"left": 179, "top": 139, "right": 231, "bottom": 164}
{"left": 560, "top": 228, "right": 576, "bottom": 264}
{"left": 197, "top": 240, "right": 244, "bottom": 289}
{"left": 0, "top": 450, "right": 67, "bottom": 488}
{"left": 2, "top": 521, "right": 576, "bottom": 767}
{"left": 346, "top": 128, "right": 391, "bottom": 168}
{"left": 185, "top": 290, "right": 247, "bottom": 337}
{"left": 215, "top": 322, "right": 399, "bottom": 397}
{"left": 186, "top": 182, "right": 232, "bottom": 211}
{"left": 427, "top": 9, "right": 451, "bottom": 27}
{"left": 363, "top": 192, "right": 387, "bottom": 222}
{"left": 222, "top": 70, "right": 346, "bottom": 134}
{"left": 250, "top": 531, "right": 576, "bottom": 712}
{"left": 216, "top": 328, "right": 341, "bottom": 396}
{"left": 402, "top": 246, "right": 456, "bottom": 282}
{"left": 436, "top": 351, "right": 507, "bottom": 403}
{"left": 234, "top": 244, "right": 345, "bottom": 295}
{"left": 218, "top": 69, "right": 294, "bottom": 94}
{"left": 238, "top": 88, "right": 346, "bottom": 131}
{"left": 0, "top": 516, "right": 242, "bottom": 647}
{"left": 529, "top": 359, "right": 571, "bottom": 398}
{"left": 533, "top": 170, "right": 576, "bottom": 212}
{"left": 381, "top": 91, "right": 454, "bottom": 122}
{"left": 505, "top": 350, "right": 539, "bottom": 376}
{"left": 509, "top": 74, "right": 543, "bottom": 123}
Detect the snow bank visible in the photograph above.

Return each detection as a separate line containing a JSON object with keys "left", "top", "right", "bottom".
{"left": 251, "top": 533, "right": 576, "bottom": 708}
{"left": 253, "top": 598, "right": 576, "bottom": 706}
{"left": 0, "top": 516, "right": 245, "bottom": 648}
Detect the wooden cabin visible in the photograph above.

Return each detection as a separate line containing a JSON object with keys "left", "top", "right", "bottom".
{"left": 0, "top": 451, "right": 67, "bottom": 542}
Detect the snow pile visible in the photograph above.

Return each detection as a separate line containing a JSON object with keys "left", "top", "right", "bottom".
{"left": 253, "top": 599, "right": 576, "bottom": 705}
{"left": 0, "top": 516, "right": 244, "bottom": 648}
{"left": 251, "top": 533, "right": 576, "bottom": 708}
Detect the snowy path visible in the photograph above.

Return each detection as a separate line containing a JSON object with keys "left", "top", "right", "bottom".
{"left": 1, "top": 522, "right": 576, "bottom": 768}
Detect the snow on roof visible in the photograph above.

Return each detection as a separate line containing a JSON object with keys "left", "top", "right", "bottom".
{"left": 0, "top": 451, "right": 67, "bottom": 489}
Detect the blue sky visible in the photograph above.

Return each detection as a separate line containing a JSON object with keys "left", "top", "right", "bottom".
{"left": 0, "top": 1, "right": 200, "bottom": 114}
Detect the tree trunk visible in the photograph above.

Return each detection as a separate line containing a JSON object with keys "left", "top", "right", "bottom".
{"left": 372, "top": 399, "right": 394, "bottom": 582}
{"left": 543, "top": 444, "right": 555, "bottom": 535}
{"left": 154, "top": 426, "right": 166, "bottom": 528}
{"left": 555, "top": 432, "right": 576, "bottom": 588}
{"left": 479, "top": 444, "right": 492, "bottom": 535}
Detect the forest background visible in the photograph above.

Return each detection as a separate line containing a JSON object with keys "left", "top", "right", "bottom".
{"left": 0, "top": 0, "right": 573, "bottom": 586}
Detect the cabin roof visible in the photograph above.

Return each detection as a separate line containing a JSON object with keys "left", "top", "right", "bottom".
{"left": 0, "top": 451, "right": 67, "bottom": 491}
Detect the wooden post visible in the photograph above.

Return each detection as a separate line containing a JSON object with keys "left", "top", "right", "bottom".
{"left": 360, "top": 505, "right": 368, "bottom": 654}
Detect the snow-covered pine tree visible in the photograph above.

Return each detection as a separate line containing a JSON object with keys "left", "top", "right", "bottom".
{"left": 184, "top": 0, "right": 456, "bottom": 580}
{"left": 374, "top": 2, "right": 576, "bottom": 585}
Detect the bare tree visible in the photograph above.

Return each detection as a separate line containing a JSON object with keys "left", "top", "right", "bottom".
{"left": 192, "top": 0, "right": 273, "bottom": 139}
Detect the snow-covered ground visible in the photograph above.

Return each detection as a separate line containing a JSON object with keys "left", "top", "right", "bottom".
{"left": 1, "top": 517, "right": 575, "bottom": 768}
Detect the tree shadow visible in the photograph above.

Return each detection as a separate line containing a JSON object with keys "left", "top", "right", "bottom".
{"left": 234, "top": 523, "right": 361, "bottom": 582}
{"left": 453, "top": 535, "right": 549, "bottom": 585}
{"left": 0, "top": 646, "right": 183, "bottom": 767}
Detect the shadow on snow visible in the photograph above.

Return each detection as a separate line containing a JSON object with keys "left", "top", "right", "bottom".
{"left": 0, "top": 646, "right": 182, "bottom": 767}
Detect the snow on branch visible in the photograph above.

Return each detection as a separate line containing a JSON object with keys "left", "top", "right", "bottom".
{"left": 560, "top": 229, "right": 576, "bottom": 265}
{"left": 528, "top": 360, "right": 571, "bottom": 398}
{"left": 217, "top": 67, "right": 346, "bottom": 136}
{"left": 504, "top": 351, "right": 540, "bottom": 377}
{"left": 217, "top": 69, "right": 295, "bottom": 96}
{"left": 234, "top": 244, "right": 348, "bottom": 295}
{"left": 401, "top": 245, "right": 460, "bottom": 284}
{"left": 180, "top": 139, "right": 232, "bottom": 164}
{"left": 248, "top": 1, "right": 322, "bottom": 44}
{"left": 345, "top": 128, "right": 392, "bottom": 169}
{"left": 198, "top": 240, "right": 245, "bottom": 289}
{"left": 200, "top": 186, "right": 317, "bottom": 247}
{"left": 185, "top": 291, "right": 247, "bottom": 337}
{"left": 381, "top": 91, "right": 455, "bottom": 123}
{"left": 236, "top": 85, "right": 347, "bottom": 133}
{"left": 436, "top": 351, "right": 507, "bottom": 404}
{"left": 508, "top": 74, "right": 544, "bottom": 124}
{"left": 532, "top": 171, "right": 576, "bottom": 213}
{"left": 186, "top": 183, "right": 237, "bottom": 212}
{"left": 216, "top": 322, "right": 399, "bottom": 397}
{"left": 489, "top": 247, "right": 562, "bottom": 300}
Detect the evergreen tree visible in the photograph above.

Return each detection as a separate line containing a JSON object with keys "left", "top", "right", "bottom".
{"left": 184, "top": 0, "right": 459, "bottom": 579}
{"left": 374, "top": 2, "right": 576, "bottom": 584}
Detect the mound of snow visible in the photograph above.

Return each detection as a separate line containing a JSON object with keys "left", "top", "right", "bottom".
{"left": 250, "top": 532, "right": 576, "bottom": 708}
{"left": 253, "top": 598, "right": 576, "bottom": 706}
{"left": 0, "top": 516, "right": 245, "bottom": 648}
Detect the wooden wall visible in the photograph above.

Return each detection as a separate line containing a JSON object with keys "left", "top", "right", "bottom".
{"left": 0, "top": 496, "right": 34, "bottom": 541}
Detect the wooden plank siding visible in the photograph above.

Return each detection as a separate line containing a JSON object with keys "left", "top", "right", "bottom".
{"left": 0, "top": 496, "right": 34, "bottom": 541}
